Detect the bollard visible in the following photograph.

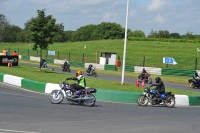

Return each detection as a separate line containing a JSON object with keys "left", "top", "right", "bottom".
{"left": 136, "top": 79, "right": 139, "bottom": 87}
{"left": 141, "top": 80, "right": 145, "bottom": 88}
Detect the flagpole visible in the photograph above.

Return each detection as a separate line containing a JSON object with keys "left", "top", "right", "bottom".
{"left": 121, "top": 0, "right": 129, "bottom": 85}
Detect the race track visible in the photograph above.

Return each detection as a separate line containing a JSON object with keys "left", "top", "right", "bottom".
{"left": 0, "top": 83, "right": 200, "bottom": 133}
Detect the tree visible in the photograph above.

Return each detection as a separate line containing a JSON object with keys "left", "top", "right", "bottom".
{"left": 157, "top": 30, "right": 170, "bottom": 38}
{"left": 130, "top": 30, "right": 146, "bottom": 38}
{"left": 170, "top": 33, "right": 181, "bottom": 38}
{"left": 0, "top": 14, "right": 9, "bottom": 42}
{"left": 53, "top": 23, "right": 66, "bottom": 42}
{"left": 29, "top": 9, "right": 58, "bottom": 69}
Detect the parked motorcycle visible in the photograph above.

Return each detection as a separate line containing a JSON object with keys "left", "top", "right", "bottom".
{"left": 86, "top": 67, "right": 97, "bottom": 77}
{"left": 188, "top": 77, "right": 200, "bottom": 88}
{"left": 61, "top": 64, "right": 70, "bottom": 72}
{"left": 137, "top": 86, "right": 175, "bottom": 108}
{"left": 49, "top": 80, "right": 97, "bottom": 106}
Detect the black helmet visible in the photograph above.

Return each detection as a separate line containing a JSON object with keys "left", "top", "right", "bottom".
{"left": 155, "top": 77, "right": 161, "bottom": 83}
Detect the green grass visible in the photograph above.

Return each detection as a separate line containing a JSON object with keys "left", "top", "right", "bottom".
{"left": 1, "top": 40, "right": 199, "bottom": 70}
{"left": 0, "top": 61, "right": 200, "bottom": 96}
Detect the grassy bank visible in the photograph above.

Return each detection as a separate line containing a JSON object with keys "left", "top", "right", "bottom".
{"left": 0, "top": 40, "right": 199, "bottom": 70}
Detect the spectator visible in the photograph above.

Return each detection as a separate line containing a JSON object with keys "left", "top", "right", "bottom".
{"left": 12, "top": 51, "right": 19, "bottom": 56}
{"left": 3, "top": 49, "right": 7, "bottom": 56}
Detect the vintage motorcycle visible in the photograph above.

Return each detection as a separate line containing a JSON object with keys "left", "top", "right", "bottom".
{"left": 49, "top": 80, "right": 97, "bottom": 106}
{"left": 137, "top": 86, "right": 176, "bottom": 108}
{"left": 138, "top": 73, "right": 152, "bottom": 84}
{"left": 188, "top": 77, "right": 200, "bottom": 88}
{"left": 61, "top": 64, "right": 70, "bottom": 72}
{"left": 86, "top": 67, "right": 97, "bottom": 77}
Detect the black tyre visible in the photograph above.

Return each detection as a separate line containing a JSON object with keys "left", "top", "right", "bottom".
{"left": 83, "top": 94, "right": 96, "bottom": 106}
{"left": 49, "top": 90, "right": 64, "bottom": 104}
{"left": 164, "top": 95, "right": 175, "bottom": 108}
{"left": 93, "top": 72, "right": 97, "bottom": 77}
{"left": 137, "top": 95, "right": 149, "bottom": 106}
{"left": 189, "top": 82, "right": 195, "bottom": 88}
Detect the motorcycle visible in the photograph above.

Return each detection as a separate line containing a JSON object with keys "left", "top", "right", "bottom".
{"left": 49, "top": 80, "right": 97, "bottom": 106}
{"left": 188, "top": 77, "right": 200, "bottom": 88}
{"left": 86, "top": 67, "right": 97, "bottom": 77}
{"left": 61, "top": 64, "right": 70, "bottom": 72}
{"left": 137, "top": 86, "right": 176, "bottom": 108}
{"left": 138, "top": 73, "right": 152, "bottom": 84}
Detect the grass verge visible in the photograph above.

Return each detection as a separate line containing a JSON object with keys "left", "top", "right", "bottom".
{"left": 0, "top": 60, "right": 199, "bottom": 96}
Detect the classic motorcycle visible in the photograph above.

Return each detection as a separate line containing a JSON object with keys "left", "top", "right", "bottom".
{"left": 138, "top": 73, "right": 152, "bottom": 84}
{"left": 61, "top": 64, "right": 70, "bottom": 72}
{"left": 188, "top": 77, "right": 200, "bottom": 88}
{"left": 137, "top": 86, "right": 176, "bottom": 108}
{"left": 86, "top": 67, "right": 97, "bottom": 77}
{"left": 49, "top": 80, "right": 97, "bottom": 106}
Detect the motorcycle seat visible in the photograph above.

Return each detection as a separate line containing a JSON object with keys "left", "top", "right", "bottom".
{"left": 165, "top": 92, "right": 172, "bottom": 95}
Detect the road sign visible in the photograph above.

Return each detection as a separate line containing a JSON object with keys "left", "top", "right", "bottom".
{"left": 163, "top": 57, "right": 177, "bottom": 65}
{"left": 48, "top": 51, "right": 55, "bottom": 56}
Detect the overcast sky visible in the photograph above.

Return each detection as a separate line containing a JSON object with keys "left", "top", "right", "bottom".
{"left": 0, "top": 0, "right": 199, "bottom": 36}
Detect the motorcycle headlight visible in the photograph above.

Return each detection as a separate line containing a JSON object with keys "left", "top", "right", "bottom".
{"left": 59, "top": 83, "right": 64, "bottom": 89}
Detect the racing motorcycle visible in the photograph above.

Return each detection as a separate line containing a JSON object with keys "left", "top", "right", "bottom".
{"left": 137, "top": 86, "right": 175, "bottom": 108}
{"left": 138, "top": 73, "right": 152, "bottom": 84}
{"left": 49, "top": 80, "right": 97, "bottom": 106}
{"left": 61, "top": 64, "right": 70, "bottom": 72}
{"left": 86, "top": 67, "right": 97, "bottom": 77}
{"left": 188, "top": 77, "right": 200, "bottom": 88}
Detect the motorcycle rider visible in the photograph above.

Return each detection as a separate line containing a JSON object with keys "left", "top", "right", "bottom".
{"left": 193, "top": 71, "right": 200, "bottom": 80}
{"left": 66, "top": 70, "right": 86, "bottom": 98}
{"left": 40, "top": 58, "right": 47, "bottom": 68}
{"left": 141, "top": 68, "right": 148, "bottom": 79}
{"left": 150, "top": 77, "right": 165, "bottom": 98}
{"left": 62, "top": 59, "right": 70, "bottom": 70}
{"left": 87, "top": 63, "right": 93, "bottom": 74}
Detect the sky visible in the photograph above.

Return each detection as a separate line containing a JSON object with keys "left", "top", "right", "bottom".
{"left": 0, "top": 0, "right": 200, "bottom": 36}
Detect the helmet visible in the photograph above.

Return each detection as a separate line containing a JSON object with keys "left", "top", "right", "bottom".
{"left": 155, "top": 77, "right": 161, "bottom": 83}
{"left": 76, "top": 70, "right": 82, "bottom": 77}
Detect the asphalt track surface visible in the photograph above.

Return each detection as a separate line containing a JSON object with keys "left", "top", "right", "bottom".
{"left": 19, "top": 62, "right": 200, "bottom": 92}
{"left": 0, "top": 83, "right": 200, "bottom": 133}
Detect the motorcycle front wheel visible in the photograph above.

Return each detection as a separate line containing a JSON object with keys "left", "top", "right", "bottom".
{"left": 137, "top": 95, "right": 149, "bottom": 106}
{"left": 189, "top": 82, "right": 195, "bottom": 88}
{"left": 164, "top": 95, "right": 175, "bottom": 108}
{"left": 83, "top": 94, "right": 96, "bottom": 106}
{"left": 49, "top": 90, "right": 64, "bottom": 104}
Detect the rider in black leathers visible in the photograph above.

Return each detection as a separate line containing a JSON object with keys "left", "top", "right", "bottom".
{"left": 150, "top": 77, "right": 165, "bottom": 97}
{"left": 87, "top": 63, "right": 93, "bottom": 74}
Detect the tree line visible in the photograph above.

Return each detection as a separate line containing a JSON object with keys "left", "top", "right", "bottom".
{"left": 0, "top": 13, "right": 199, "bottom": 43}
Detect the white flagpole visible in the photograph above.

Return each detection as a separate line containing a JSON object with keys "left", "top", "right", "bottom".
{"left": 121, "top": 0, "right": 130, "bottom": 85}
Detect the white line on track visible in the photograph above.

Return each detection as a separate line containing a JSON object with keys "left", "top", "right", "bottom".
{"left": 0, "top": 128, "right": 40, "bottom": 133}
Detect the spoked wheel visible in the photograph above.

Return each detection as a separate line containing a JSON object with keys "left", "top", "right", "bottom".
{"left": 148, "top": 78, "right": 152, "bottom": 84}
{"left": 49, "top": 90, "right": 64, "bottom": 104}
{"left": 164, "top": 95, "right": 175, "bottom": 108}
{"left": 83, "top": 94, "right": 96, "bottom": 106}
{"left": 93, "top": 72, "right": 97, "bottom": 77}
{"left": 189, "top": 82, "right": 195, "bottom": 88}
{"left": 137, "top": 95, "right": 149, "bottom": 106}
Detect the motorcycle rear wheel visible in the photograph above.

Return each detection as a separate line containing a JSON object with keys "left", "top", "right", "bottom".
{"left": 49, "top": 90, "right": 64, "bottom": 104}
{"left": 164, "top": 95, "right": 175, "bottom": 108}
{"left": 93, "top": 72, "right": 97, "bottom": 77}
{"left": 137, "top": 95, "right": 149, "bottom": 106}
{"left": 83, "top": 94, "right": 96, "bottom": 106}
